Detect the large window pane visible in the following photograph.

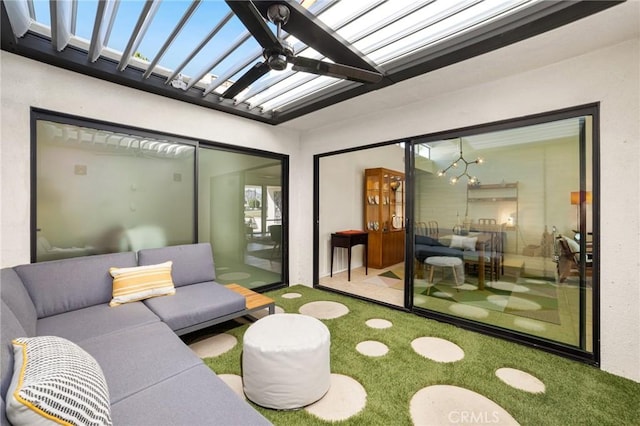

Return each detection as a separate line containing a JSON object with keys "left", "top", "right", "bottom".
{"left": 198, "top": 148, "right": 284, "bottom": 289}
{"left": 412, "top": 114, "right": 594, "bottom": 352}
{"left": 35, "top": 119, "right": 194, "bottom": 261}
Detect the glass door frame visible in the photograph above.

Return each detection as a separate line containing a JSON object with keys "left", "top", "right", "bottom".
{"left": 314, "top": 103, "right": 599, "bottom": 366}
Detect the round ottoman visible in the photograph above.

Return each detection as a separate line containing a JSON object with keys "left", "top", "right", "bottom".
{"left": 242, "top": 313, "right": 331, "bottom": 409}
{"left": 425, "top": 256, "right": 464, "bottom": 292}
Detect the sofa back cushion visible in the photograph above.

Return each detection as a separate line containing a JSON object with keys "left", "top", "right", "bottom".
{"left": 137, "top": 243, "right": 215, "bottom": 287}
{"left": 14, "top": 252, "right": 137, "bottom": 318}
{"left": 1, "top": 268, "right": 37, "bottom": 336}
{"left": 1, "top": 300, "right": 28, "bottom": 403}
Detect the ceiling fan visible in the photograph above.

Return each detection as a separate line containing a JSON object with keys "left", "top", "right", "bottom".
{"left": 222, "top": 0, "right": 384, "bottom": 100}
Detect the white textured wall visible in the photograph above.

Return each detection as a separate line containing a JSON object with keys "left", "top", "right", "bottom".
{"left": 300, "top": 39, "right": 640, "bottom": 382}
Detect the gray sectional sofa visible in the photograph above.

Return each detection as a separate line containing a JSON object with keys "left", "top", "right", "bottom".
{"left": 1, "top": 243, "right": 271, "bottom": 425}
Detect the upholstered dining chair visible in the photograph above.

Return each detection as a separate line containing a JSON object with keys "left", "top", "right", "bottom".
{"left": 268, "top": 225, "right": 282, "bottom": 259}
{"left": 556, "top": 236, "right": 592, "bottom": 283}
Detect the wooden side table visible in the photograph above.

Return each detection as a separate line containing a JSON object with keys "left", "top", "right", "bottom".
{"left": 330, "top": 230, "right": 368, "bottom": 281}
{"left": 225, "top": 284, "right": 275, "bottom": 316}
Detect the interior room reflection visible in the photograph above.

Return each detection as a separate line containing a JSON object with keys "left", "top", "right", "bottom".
{"left": 318, "top": 116, "right": 593, "bottom": 352}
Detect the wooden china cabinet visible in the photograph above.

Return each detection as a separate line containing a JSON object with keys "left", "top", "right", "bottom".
{"left": 364, "top": 167, "right": 405, "bottom": 269}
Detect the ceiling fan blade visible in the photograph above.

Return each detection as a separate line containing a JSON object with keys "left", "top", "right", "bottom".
{"left": 225, "top": 0, "right": 279, "bottom": 50}
{"left": 221, "top": 61, "right": 271, "bottom": 99}
{"left": 253, "top": 1, "right": 383, "bottom": 74}
{"left": 290, "top": 56, "right": 382, "bottom": 84}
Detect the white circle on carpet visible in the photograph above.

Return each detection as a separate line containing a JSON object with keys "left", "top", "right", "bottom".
{"left": 299, "top": 301, "right": 349, "bottom": 319}
{"left": 218, "top": 272, "right": 251, "bottom": 280}
{"left": 305, "top": 374, "right": 367, "bottom": 421}
{"left": 251, "top": 306, "right": 285, "bottom": 319}
{"left": 217, "top": 266, "right": 230, "bottom": 271}
{"left": 281, "top": 292, "right": 302, "bottom": 299}
{"left": 189, "top": 333, "right": 237, "bottom": 358}
{"left": 218, "top": 374, "right": 245, "bottom": 399}
{"left": 525, "top": 278, "right": 548, "bottom": 285}
{"left": 365, "top": 318, "right": 393, "bottom": 329}
{"left": 496, "top": 368, "right": 546, "bottom": 394}
{"left": 411, "top": 337, "right": 464, "bottom": 363}
{"left": 413, "top": 294, "right": 429, "bottom": 304}
{"left": 457, "top": 283, "right": 478, "bottom": 291}
{"left": 513, "top": 317, "right": 547, "bottom": 332}
{"left": 449, "top": 303, "right": 490, "bottom": 319}
{"left": 431, "top": 290, "right": 455, "bottom": 299}
{"left": 410, "top": 385, "right": 519, "bottom": 425}
{"left": 356, "top": 340, "right": 389, "bottom": 357}
{"left": 487, "top": 295, "right": 542, "bottom": 311}
{"left": 489, "top": 281, "right": 530, "bottom": 293}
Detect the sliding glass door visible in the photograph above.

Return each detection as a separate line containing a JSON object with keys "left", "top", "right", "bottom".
{"left": 411, "top": 108, "right": 596, "bottom": 357}
{"left": 198, "top": 148, "right": 285, "bottom": 289}
{"left": 33, "top": 110, "right": 287, "bottom": 291}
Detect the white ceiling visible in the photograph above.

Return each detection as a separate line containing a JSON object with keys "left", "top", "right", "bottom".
{"left": 282, "top": 0, "right": 639, "bottom": 132}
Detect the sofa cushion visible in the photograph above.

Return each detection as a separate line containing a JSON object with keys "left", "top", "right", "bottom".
{"left": 15, "top": 252, "right": 137, "bottom": 318}
{"left": 415, "top": 245, "right": 465, "bottom": 263}
{"left": 78, "top": 322, "right": 202, "bottom": 404}
{"left": 138, "top": 243, "right": 215, "bottom": 287}
{"left": 109, "top": 261, "right": 176, "bottom": 307}
{"left": 111, "top": 364, "right": 272, "bottom": 426}
{"left": 37, "top": 302, "right": 160, "bottom": 343}
{"left": 7, "top": 336, "right": 112, "bottom": 426}
{"left": 142, "top": 281, "right": 246, "bottom": 333}
{"left": 415, "top": 235, "right": 443, "bottom": 246}
{"left": 1, "top": 268, "right": 37, "bottom": 337}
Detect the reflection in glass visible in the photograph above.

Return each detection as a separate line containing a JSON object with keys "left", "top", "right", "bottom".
{"left": 35, "top": 118, "right": 285, "bottom": 291}
{"left": 412, "top": 116, "right": 593, "bottom": 352}
{"left": 198, "top": 148, "right": 283, "bottom": 289}
{"left": 35, "top": 120, "right": 194, "bottom": 261}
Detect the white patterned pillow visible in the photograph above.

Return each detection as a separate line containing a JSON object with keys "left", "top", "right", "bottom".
{"left": 7, "top": 336, "right": 112, "bottom": 426}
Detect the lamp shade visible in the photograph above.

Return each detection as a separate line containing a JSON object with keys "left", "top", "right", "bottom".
{"left": 570, "top": 191, "right": 592, "bottom": 205}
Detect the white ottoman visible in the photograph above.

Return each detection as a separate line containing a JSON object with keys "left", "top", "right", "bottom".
{"left": 242, "top": 313, "right": 331, "bottom": 409}
{"left": 425, "top": 256, "right": 464, "bottom": 293}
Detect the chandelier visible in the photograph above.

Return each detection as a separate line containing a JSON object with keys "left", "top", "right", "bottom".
{"left": 437, "top": 139, "right": 483, "bottom": 184}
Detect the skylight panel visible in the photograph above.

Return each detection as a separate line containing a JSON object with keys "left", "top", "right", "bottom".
{"left": 335, "top": 0, "right": 435, "bottom": 47}
{"left": 314, "top": 0, "right": 381, "bottom": 29}
{"left": 247, "top": 70, "right": 317, "bottom": 109}
{"left": 261, "top": 75, "right": 345, "bottom": 113}
{"left": 368, "top": 0, "right": 537, "bottom": 65}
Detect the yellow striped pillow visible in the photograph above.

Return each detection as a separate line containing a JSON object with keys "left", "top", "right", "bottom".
{"left": 109, "top": 261, "right": 175, "bottom": 307}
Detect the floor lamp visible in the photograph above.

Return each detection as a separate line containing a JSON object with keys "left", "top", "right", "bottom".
{"left": 570, "top": 191, "right": 592, "bottom": 234}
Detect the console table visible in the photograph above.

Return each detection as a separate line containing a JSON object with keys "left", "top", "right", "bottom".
{"left": 330, "top": 230, "right": 368, "bottom": 281}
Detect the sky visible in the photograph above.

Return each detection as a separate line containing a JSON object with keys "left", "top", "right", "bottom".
{"left": 31, "top": 0, "right": 266, "bottom": 80}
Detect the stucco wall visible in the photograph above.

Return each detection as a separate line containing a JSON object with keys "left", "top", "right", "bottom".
{"left": 299, "top": 38, "right": 640, "bottom": 382}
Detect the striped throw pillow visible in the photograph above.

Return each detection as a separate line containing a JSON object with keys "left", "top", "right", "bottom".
{"left": 109, "top": 261, "right": 175, "bottom": 307}
{"left": 7, "top": 336, "right": 112, "bottom": 425}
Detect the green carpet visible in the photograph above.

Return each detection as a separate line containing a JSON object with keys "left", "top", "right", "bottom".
{"left": 379, "top": 269, "right": 402, "bottom": 280}
{"left": 214, "top": 257, "right": 282, "bottom": 289}
{"left": 247, "top": 248, "right": 281, "bottom": 260}
{"left": 425, "top": 279, "right": 560, "bottom": 324}
{"left": 197, "top": 285, "right": 640, "bottom": 425}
